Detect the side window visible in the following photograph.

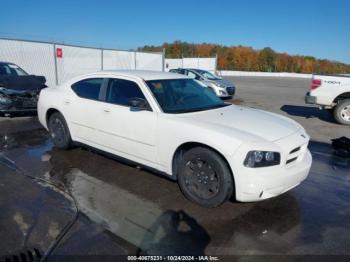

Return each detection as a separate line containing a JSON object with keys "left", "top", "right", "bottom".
{"left": 0, "top": 65, "right": 11, "bottom": 76}
{"left": 71, "top": 78, "right": 104, "bottom": 100}
{"left": 187, "top": 70, "right": 199, "bottom": 80}
{"left": 106, "top": 78, "right": 147, "bottom": 106}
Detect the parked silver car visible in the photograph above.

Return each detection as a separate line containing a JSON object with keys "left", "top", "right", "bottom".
{"left": 169, "top": 68, "right": 235, "bottom": 98}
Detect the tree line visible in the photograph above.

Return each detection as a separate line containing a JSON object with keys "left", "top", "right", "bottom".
{"left": 139, "top": 41, "right": 350, "bottom": 74}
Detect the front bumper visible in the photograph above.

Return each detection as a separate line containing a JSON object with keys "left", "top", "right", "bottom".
{"left": 0, "top": 97, "right": 38, "bottom": 115}
{"left": 217, "top": 87, "right": 235, "bottom": 98}
{"left": 0, "top": 108, "right": 37, "bottom": 113}
{"left": 235, "top": 150, "right": 312, "bottom": 202}
{"left": 231, "top": 129, "right": 312, "bottom": 202}
{"left": 305, "top": 92, "right": 317, "bottom": 104}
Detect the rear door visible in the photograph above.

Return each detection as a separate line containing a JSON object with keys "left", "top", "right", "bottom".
{"left": 96, "top": 77, "right": 158, "bottom": 167}
{"left": 67, "top": 78, "right": 106, "bottom": 143}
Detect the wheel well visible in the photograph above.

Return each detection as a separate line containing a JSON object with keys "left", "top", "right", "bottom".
{"left": 333, "top": 92, "right": 350, "bottom": 103}
{"left": 172, "top": 142, "right": 234, "bottom": 182}
{"left": 46, "top": 108, "right": 60, "bottom": 125}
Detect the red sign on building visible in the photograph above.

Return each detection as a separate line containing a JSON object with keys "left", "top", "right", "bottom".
{"left": 56, "top": 48, "right": 63, "bottom": 58}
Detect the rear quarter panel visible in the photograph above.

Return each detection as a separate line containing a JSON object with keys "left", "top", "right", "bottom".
{"left": 310, "top": 75, "right": 350, "bottom": 105}
{"left": 37, "top": 86, "right": 68, "bottom": 129}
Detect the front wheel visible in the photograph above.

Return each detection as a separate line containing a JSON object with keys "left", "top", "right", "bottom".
{"left": 333, "top": 99, "right": 350, "bottom": 125}
{"left": 48, "top": 112, "right": 72, "bottom": 149}
{"left": 177, "top": 147, "right": 234, "bottom": 208}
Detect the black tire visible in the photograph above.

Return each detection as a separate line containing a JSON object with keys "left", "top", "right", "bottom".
{"left": 177, "top": 147, "right": 234, "bottom": 208}
{"left": 48, "top": 112, "right": 72, "bottom": 149}
{"left": 333, "top": 99, "right": 350, "bottom": 125}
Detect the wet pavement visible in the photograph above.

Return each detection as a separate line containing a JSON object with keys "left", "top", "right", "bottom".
{"left": 225, "top": 76, "right": 350, "bottom": 143}
{"left": 0, "top": 119, "right": 349, "bottom": 260}
{"left": 0, "top": 158, "right": 76, "bottom": 259}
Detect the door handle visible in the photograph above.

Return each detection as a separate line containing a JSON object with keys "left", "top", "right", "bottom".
{"left": 64, "top": 99, "right": 70, "bottom": 105}
{"left": 103, "top": 108, "right": 110, "bottom": 113}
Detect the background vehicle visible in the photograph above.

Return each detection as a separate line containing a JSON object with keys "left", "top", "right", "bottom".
{"left": 169, "top": 68, "right": 235, "bottom": 98}
{"left": 0, "top": 62, "right": 46, "bottom": 116}
{"left": 305, "top": 74, "right": 350, "bottom": 125}
{"left": 38, "top": 70, "right": 311, "bottom": 208}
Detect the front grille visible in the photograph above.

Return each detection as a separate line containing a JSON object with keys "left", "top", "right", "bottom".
{"left": 286, "top": 157, "right": 298, "bottom": 164}
{"left": 12, "top": 96, "right": 38, "bottom": 108}
{"left": 226, "top": 87, "right": 235, "bottom": 95}
{"left": 289, "top": 147, "right": 301, "bottom": 154}
{"left": 286, "top": 144, "right": 306, "bottom": 166}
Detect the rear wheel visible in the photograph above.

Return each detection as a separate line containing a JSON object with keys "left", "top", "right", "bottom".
{"left": 177, "top": 147, "right": 234, "bottom": 208}
{"left": 334, "top": 99, "right": 350, "bottom": 125}
{"left": 48, "top": 112, "right": 72, "bottom": 149}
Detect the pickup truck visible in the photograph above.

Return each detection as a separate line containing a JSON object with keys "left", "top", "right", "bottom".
{"left": 305, "top": 74, "right": 350, "bottom": 125}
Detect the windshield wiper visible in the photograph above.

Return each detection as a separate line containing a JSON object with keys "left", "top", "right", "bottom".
{"left": 168, "top": 103, "right": 230, "bottom": 114}
{"left": 208, "top": 104, "right": 230, "bottom": 109}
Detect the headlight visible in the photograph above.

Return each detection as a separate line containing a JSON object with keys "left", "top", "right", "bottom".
{"left": 0, "top": 95, "right": 12, "bottom": 105}
{"left": 213, "top": 83, "right": 225, "bottom": 88}
{"left": 244, "top": 151, "right": 281, "bottom": 168}
{"left": 219, "top": 90, "right": 227, "bottom": 96}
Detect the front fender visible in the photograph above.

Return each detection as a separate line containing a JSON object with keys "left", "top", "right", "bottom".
{"left": 156, "top": 116, "right": 246, "bottom": 175}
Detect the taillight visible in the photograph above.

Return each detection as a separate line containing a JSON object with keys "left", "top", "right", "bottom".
{"left": 310, "top": 79, "right": 322, "bottom": 90}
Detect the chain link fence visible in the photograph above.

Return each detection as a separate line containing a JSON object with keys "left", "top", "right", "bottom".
{"left": 0, "top": 38, "right": 164, "bottom": 87}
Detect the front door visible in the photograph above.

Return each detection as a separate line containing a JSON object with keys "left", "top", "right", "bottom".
{"left": 96, "top": 77, "right": 158, "bottom": 167}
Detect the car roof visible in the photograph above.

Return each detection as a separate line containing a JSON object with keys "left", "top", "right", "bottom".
{"left": 186, "top": 68, "right": 206, "bottom": 72}
{"left": 92, "top": 70, "right": 190, "bottom": 81}
{"left": 0, "top": 61, "right": 15, "bottom": 66}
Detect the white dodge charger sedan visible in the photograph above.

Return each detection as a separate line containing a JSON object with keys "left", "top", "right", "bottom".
{"left": 38, "top": 70, "right": 312, "bottom": 207}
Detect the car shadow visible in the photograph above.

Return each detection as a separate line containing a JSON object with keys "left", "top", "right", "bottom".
{"left": 280, "top": 105, "right": 335, "bottom": 124}
{"left": 309, "top": 140, "right": 350, "bottom": 170}
{"left": 137, "top": 210, "right": 210, "bottom": 255}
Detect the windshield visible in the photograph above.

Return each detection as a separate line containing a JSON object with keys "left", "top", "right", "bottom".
{"left": 0, "top": 64, "right": 28, "bottom": 76}
{"left": 146, "top": 79, "right": 229, "bottom": 113}
{"left": 194, "top": 69, "right": 220, "bottom": 80}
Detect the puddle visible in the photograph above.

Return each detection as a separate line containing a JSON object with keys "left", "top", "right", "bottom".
{"left": 0, "top": 128, "right": 51, "bottom": 152}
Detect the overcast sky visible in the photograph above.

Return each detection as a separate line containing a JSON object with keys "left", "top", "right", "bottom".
{"left": 1, "top": 0, "right": 349, "bottom": 63}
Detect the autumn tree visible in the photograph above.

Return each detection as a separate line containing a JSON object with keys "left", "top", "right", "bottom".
{"left": 138, "top": 41, "right": 350, "bottom": 74}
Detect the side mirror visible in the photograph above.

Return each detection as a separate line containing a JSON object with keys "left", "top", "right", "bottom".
{"left": 128, "top": 97, "right": 151, "bottom": 111}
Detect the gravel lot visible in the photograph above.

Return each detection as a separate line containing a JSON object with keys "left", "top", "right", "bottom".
{"left": 0, "top": 77, "right": 349, "bottom": 259}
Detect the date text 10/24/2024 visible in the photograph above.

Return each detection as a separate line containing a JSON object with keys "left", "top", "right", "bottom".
{"left": 127, "top": 256, "right": 220, "bottom": 261}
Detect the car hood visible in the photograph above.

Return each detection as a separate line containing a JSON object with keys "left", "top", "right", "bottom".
{"left": 0, "top": 87, "right": 41, "bottom": 97}
{"left": 0, "top": 75, "right": 46, "bottom": 91}
{"left": 205, "top": 78, "right": 234, "bottom": 87}
{"left": 179, "top": 105, "right": 301, "bottom": 142}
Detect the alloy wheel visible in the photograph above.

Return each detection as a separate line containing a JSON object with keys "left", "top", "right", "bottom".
{"left": 340, "top": 105, "right": 350, "bottom": 122}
